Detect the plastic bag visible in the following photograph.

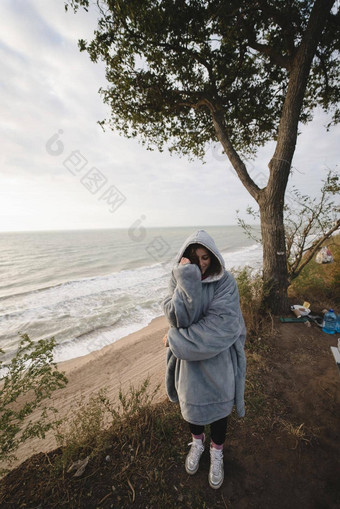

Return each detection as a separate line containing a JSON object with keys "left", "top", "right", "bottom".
{"left": 315, "top": 246, "right": 333, "bottom": 264}
{"left": 291, "top": 305, "right": 311, "bottom": 317}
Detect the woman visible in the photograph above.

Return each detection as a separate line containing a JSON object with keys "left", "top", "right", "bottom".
{"left": 162, "top": 229, "right": 246, "bottom": 489}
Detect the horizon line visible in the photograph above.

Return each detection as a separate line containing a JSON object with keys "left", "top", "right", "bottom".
{"left": 0, "top": 223, "right": 262, "bottom": 234}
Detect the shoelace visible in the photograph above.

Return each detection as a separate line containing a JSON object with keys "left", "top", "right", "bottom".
{"left": 210, "top": 448, "right": 223, "bottom": 475}
{"left": 188, "top": 441, "right": 204, "bottom": 459}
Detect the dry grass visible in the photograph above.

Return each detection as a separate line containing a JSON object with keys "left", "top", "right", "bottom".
{"left": 274, "top": 418, "right": 318, "bottom": 450}
{"left": 232, "top": 266, "right": 274, "bottom": 351}
{"left": 288, "top": 233, "right": 340, "bottom": 310}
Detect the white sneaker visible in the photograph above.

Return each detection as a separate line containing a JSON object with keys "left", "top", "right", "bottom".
{"left": 185, "top": 435, "right": 205, "bottom": 475}
{"left": 209, "top": 446, "right": 224, "bottom": 489}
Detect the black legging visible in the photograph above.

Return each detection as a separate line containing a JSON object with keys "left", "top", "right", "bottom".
{"left": 188, "top": 416, "right": 228, "bottom": 446}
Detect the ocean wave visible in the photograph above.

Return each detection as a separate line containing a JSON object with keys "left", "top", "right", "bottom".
{"left": 1, "top": 227, "right": 263, "bottom": 365}
{"left": 53, "top": 309, "right": 164, "bottom": 363}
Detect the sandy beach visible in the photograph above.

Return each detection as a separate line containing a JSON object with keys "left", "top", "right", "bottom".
{"left": 2, "top": 316, "right": 169, "bottom": 472}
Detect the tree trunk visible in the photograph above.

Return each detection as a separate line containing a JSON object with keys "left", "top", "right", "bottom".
{"left": 256, "top": 0, "right": 335, "bottom": 314}
{"left": 259, "top": 194, "right": 289, "bottom": 314}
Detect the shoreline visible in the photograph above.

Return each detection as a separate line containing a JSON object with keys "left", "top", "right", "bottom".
{"left": 57, "top": 315, "right": 167, "bottom": 373}
{"left": 1, "top": 315, "right": 169, "bottom": 473}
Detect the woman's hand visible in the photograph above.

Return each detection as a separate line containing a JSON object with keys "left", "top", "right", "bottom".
{"left": 179, "top": 257, "right": 191, "bottom": 265}
{"left": 162, "top": 333, "right": 168, "bottom": 347}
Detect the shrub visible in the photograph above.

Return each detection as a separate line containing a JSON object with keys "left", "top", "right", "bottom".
{"left": 0, "top": 334, "right": 68, "bottom": 471}
{"left": 288, "top": 234, "right": 340, "bottom": 309}
{"left": 232, "top": 266, "right": 273, "bottom": 344}
{"left": 55, "top": 378, "right": 160, "bottom": 468}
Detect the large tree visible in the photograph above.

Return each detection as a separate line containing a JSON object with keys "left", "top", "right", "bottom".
{"left": 65, "top": 0, "right": 339, "bottom": 313}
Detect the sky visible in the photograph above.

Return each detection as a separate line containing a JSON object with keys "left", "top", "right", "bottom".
{"left": 0, "top": 0, "right": 339, "bottom": 232}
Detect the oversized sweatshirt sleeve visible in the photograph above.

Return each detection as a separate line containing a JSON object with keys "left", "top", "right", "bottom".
{"left": 167, "top": 272, "right": 245, "bottom": 361}
{"left": 162, "top": 263, "right": 203, "bottom": 328}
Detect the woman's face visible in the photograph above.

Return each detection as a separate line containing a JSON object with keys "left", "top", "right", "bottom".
{"left": 194, "top": 247, "right": 211, "bottom": 275}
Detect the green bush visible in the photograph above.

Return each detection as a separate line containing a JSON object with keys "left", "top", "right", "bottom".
{"left": 0, "top": 334, "right": 68, "bottom": 471}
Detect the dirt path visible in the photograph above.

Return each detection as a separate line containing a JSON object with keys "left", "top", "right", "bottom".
{"left": 216, "top": 319, "right": 340, "bottom": 508}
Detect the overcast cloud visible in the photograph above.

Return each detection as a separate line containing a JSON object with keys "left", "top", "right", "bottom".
{"left": 0, "top": 0, "right": 339, "bottom": 232}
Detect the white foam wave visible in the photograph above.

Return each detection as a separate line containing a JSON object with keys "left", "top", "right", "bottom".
{"left": 222, "top": 243, "right": 262, "bottom": 270}
{"left": 53, "top": 309, "right": 163, "bottom": 363}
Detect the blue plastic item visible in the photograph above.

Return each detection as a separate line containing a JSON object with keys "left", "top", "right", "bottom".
{"left": 336, "top": 313, "right": 340, "bottom": 333}
{"left": 322, "top": 309, "right": 337, "bottom": 334}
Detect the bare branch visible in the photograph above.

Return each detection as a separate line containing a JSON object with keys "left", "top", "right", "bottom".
{"left": 289, "top": 219, "right": 340, "bottom": 281}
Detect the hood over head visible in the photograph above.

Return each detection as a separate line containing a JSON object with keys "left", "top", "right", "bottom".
{"left": 174, "top": 229, "right": 225, "bottom": 283}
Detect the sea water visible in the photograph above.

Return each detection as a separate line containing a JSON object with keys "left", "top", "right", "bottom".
{"left": 0, "top": 226, "right": 262, "bottom": 365}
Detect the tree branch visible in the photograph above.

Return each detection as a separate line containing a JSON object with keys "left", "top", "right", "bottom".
{"left": 286, "top": 214, "right": 304, "bottom": 266}
{"left": 267, "top": 0, "right": 335, "bottom": 199}
{"left": 288, "top": 214, "right": 315, "bottom": 274}
{"left": 211, "top": 110, "right": 261, "bottom": 201}
{"left": 247, "top": 39, "right": 292, "bottom": 70}
{"left": 289, "top": 219, "right": 340, "bottom": 281}
{"left": 257, "top": 0, "right": 298, "bottom": 55}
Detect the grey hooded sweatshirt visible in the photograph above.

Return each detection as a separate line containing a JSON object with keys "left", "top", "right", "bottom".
{"left": 162, "top": 230, "right": 246, "bottom": 425}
